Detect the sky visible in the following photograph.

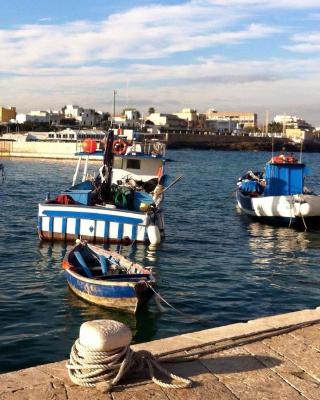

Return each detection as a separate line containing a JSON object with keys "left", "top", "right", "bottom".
{"left": 1, "top": 0, "right": 320, "bottom": 125}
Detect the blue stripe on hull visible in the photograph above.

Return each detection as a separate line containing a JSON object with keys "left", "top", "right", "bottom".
{"left": 42, "top": 209, "right": 144, "bottom": 225}
{"left": 66, "top": 271, "right": 136, "bottom": 299}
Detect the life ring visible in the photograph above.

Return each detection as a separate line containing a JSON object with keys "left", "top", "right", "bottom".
{"left": 112, "top": 139, "right": 128, "bottom": 155}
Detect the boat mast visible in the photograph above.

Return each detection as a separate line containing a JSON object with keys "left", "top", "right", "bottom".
{"left": 102, "top": 129, "right": 114, "bottom": 201}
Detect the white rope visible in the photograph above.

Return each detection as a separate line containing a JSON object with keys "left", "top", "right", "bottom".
{"left": 297, "top": 195, "right": 308, "bottom": 231}
{"left": 66, "top": 339, "right": 192, "bottom": 392}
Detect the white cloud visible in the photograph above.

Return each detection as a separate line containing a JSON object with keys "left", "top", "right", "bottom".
{"left": 0, "top": 1, "right": 278, "bottom": 72}
{"left": 286, "top": 32, "right": 320, "bottom": 53}
{"left": 1, "top": 0, "right": 320, "bottom": 123}
{"left": 195, "top": 0, "right": 320, "bottom": 8}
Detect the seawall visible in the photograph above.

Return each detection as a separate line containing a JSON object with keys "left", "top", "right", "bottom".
{"left": 166, "top": 133, "right": 320, "bottom": 152}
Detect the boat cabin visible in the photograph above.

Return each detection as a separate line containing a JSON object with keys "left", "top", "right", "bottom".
{"left": 53, "top": 131, "right": 167, "bottom": 212}
{"left": 264, "top": 162, "right": 306, "bottom": 196}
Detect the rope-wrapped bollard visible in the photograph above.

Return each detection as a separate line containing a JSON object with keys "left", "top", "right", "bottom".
{"left": 66, "top": 319, "right": 192, "bottom": 392}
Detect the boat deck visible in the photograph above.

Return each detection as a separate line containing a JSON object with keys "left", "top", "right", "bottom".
{"left": 1, "top": 307, "right": 320, "bottom": 399}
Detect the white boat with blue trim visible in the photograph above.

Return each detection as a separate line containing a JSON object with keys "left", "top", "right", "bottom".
{"left": 236, "top": 153, "right": 320, "bottom": 227}
{"left": 38, "top": 130, "right": 167, "bottom": 245}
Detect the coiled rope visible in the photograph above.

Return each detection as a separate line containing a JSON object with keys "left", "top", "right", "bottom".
{"left": 66, "top": 338, "right": 192, "bottom": 392}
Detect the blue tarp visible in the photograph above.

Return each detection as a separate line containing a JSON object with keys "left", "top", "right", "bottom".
{"left": 264, "top": 163, "right": 305, "bottom": 196}
{"left": 240, "top": 180, "right": 263, "bottom": 194}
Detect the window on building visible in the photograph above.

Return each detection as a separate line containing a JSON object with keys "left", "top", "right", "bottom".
{"left": 69, "top": 134, "right": 74, "bottom": 138}
{"left": 126, "top": 159, "right": 141, "bottom": 169}
{"left": 63, "top": 134, "right": 68, "bottom": 138}
{"left": 48, "top": 134, "right": 54, "bottom": 138}
{"left": 56, "top": 134, "right": 61, "bottom": 138}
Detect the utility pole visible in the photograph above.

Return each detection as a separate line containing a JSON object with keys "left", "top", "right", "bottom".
{"left": 113, "top": 90, "right": 117, "bottom": 127}
{"left": 265, "top": 110, "right": 269, "bottom": 136}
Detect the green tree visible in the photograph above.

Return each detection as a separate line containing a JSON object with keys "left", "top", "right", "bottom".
{"left": 268, "top": 122, "right": 283, "bottom": 133}
{"left": 148, "top": 107, "right": 155, "bottom": 115}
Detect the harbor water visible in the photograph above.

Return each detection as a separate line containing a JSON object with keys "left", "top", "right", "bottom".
{"left": 1, "top": 149, "right": 320, "bottom": 373}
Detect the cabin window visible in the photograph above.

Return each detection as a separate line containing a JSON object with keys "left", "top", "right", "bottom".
{"left": 126, "top": 159, "right": 141, "bottom": 169}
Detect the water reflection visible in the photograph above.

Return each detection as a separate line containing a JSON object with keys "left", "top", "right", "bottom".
{"left": 248, "top": 222, "right": 310, "bottom": 256}
{"left": 246, "top": 222, "right": 319, "bottom": 291}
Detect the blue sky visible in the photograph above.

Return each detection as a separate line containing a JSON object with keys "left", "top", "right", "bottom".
{"left": 1, "top": 0, "right": 320, "bottom": 124}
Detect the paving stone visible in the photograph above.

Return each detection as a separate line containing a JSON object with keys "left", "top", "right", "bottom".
{"left": 112, "top": 382, "right": 169, "bottom": 400}
{"left": 1, "top": 380, "right": 68, "bottom": 400}
{"left": 0, "top": 366, "right": 53, "bottom": 394}
{"left": 37, "top": 361, "right": 69, "bottom": 382}
{"left": 263, "top": 329, "right": 320, "bottom": 380}
{"left": 289, "top": 325, "right": 320, "bottom": 350}
{"left": 160, "top": 360, "right": 238, "bottom": 400}
{"left": 245, "top": 338, "right": 320, "bottom": 400}
{"left": 132, "top": 335, "right": 201, "bottom": 356}
{"left": 183, "top": 322, "right": 272, "bottom": 344}
{"left": 200, "top": 346, "right": 305, "bottom": 399}
{"left": 65, "top": 384, "right": 112, "bottom": 400}
{"left": 248, "top": 309, "right": 320, "bottom": 330}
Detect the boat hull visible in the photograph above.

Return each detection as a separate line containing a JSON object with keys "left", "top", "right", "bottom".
{"left": 236, "top": 190, "right": 320, "bottom": 223}
{"left": 38, "top": 203, "right": 164, "bottom": 243}
{"left": 65, "top": 269, "right": 154, "bottom": 312}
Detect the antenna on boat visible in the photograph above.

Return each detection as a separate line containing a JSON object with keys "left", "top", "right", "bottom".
{"left": 299, "top": 138, "right": 303, "bottom": 163}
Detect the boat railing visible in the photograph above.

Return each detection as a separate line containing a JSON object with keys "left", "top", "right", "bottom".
{"left": 129, "top": 138, "right": 166, "bottom": 157}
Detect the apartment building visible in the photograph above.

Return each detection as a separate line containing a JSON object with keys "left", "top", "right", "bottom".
{"left": 206, "top": 109, "right": 258, "bottom": 130}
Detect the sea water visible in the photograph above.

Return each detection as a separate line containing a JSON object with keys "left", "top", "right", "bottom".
{"left": 1, "top": 149, "right": 320, "bottom": 373}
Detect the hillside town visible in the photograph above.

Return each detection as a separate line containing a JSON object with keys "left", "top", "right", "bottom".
{"left": 0, "top": 104, "right": 318, "bottom": 144}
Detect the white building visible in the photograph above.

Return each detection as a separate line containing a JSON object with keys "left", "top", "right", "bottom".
{"left": 273, "top": 114, "right": 313, "bottom": 131}
{"left": 146, "top": 113, "right": 188, "bottom": 129}
{"left": 62, "top": 105, "right": 100, "bottom": 126}
{"left": 15, "top": 110, "right": 61, "bottom": 125}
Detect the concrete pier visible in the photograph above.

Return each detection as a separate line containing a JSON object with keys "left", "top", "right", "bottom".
{"left": 1, "top": 307, "right": 320, "bottom": 399}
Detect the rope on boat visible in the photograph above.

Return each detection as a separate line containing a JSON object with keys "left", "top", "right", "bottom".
{"left": 66, "top": 339, "right": 192, "bottom": 392}
{"left": 298, "top": 195, "right": 308, "bottom": 231}
{"left": 289, "top": 195, "right": 308, "bottom": 231}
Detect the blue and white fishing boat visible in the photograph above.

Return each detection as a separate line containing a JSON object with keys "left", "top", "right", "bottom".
{"left": 38, "top": 130, "right": 167, "bottom": 245}
{"left": 236, "top": 153, "right": 320, "bottom": 227}
{"left": 62, "top": 240, "right": 156, "bottom": 313}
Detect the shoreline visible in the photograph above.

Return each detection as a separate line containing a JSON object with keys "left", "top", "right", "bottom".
{"left": 1, "top": 135, "right": 320, "bottom": 159}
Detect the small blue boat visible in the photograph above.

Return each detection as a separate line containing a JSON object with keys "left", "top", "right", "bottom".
{"left": 62, "top": 240, "right": 156, "bottom": 313}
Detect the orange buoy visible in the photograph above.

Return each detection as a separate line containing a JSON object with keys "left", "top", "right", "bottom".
{"left": 82, "top": 139, "right": 97, "bottom": 153}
